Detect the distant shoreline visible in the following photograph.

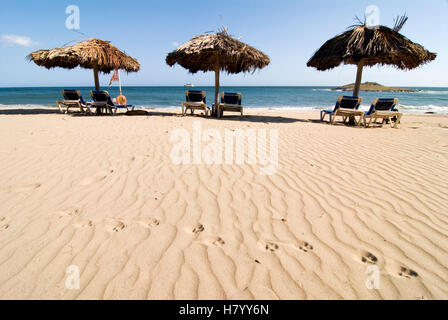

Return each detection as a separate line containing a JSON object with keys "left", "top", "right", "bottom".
{"left": 332, "top": 82, "right": 419, "bottom": 92}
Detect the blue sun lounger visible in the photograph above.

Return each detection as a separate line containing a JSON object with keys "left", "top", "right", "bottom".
{"left": 89, "top": 90, "right": 134, "bottom": 115}
{"left": 181, "top": 90, "right": 208, "bottom": 116}
{"left": 218, "top": 92, "right": 243, "bottom": 117}
{"left": 320, "top": 96, "right": 363, "bottom": 125}
{"left": 56, "top": 89, "right": 89, "bottom": 114}
{"left": 363, "top": 98, "right": 402, "bottom": 128}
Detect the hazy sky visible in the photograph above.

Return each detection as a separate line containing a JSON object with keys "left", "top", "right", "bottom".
{"left": 0, "top": 0, "right": 446, "bottom": 87}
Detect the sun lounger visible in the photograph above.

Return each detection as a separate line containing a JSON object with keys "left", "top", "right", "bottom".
{"left": 320, "top": 96, "right": 363, "bottom": 125}
{"left": 363, "top": 98, "right": 402, "bottom": 128}
{"left": 56, "top": 90, "right": 89, "bottom": 114}
{"left": 89, "top": 90, "right": 134, "bottom": 115}
{"left": 181, "top": 90, "right": 208, "bottom": 116}
{"left": 218, "top": 92, "right": 243, "bottom": 117}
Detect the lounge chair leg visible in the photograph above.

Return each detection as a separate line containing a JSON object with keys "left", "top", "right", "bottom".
{"left": 393, "top": 114, "right": 402, "bottom": 128}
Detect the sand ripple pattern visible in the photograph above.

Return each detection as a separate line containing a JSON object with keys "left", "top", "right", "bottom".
{"left": 0, "top": 112, "right": 446, "bottom": 299}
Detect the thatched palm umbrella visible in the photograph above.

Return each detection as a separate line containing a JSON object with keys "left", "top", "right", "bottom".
{"left": 166, "top": 30, "right": 270, "bottom": 117}
{"left": 307, "top": 17, "right": 436, "bottom": 97}
{"left": 28, "top": 38, "right": 140, "bottom": 90}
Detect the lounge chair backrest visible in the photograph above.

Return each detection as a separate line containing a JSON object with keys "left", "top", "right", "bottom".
{"left": 90, "top": 90, "right": 114, "bottom": 106}
{"left": 335, "top": 96, "right": 362, "bottom": 110}
{"left": 62, "top": 90, "right": 85, "bottom": 104}
{"left": 221, "top": 92, "right": 242, "bottom": 105}
{"left": 366, "top": 98, "right": 398, "bottom": 115}
{"left": 186, "top": 90, "right": 206, "bottom": 103}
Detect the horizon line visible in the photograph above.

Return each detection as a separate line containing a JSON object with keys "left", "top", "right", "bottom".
{"left": 1, "top": 85, "right": 448, "bottom": 89}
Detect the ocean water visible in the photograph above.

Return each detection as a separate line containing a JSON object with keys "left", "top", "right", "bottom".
{"left": 0, "top": 86, "right": 447, "bottom": 114}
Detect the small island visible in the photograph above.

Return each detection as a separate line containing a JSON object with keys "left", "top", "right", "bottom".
{"left": 332, "top": 82, "right": 418, "bottom": 92}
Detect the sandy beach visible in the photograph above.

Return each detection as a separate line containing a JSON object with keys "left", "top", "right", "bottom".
{"left": 0, "top": 108, "right": 447, "bottom": 300}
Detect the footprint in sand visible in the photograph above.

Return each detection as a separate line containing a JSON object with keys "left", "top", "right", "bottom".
{"left": 0, "top": 224, "right": 10, "bottom": 230}
{"left": 192, "top": 223, "right": 204, "bottom": 235}
{"left": 361, "top": 252, "right": 378, "bottom": 265}
{"left": 110, "top": 221, "right": 126, "bottom": 232}
{"left": 79, "top": 170, "right": 114, "bottom": 186}
{"left": 0, "top": 183, "right": 41, "bottom": 193}
{"left": 0, "top": 217, "right": 5, "bottom": 222}
{"left": 57, "top": 207, "right": 81, "bottom": 219}
{"left": 135, "top": 218, "right": 160, "bottom": 229}
{"left": 74, "top": 219, "right": 94, "bottom": 229}
{"left": 298, "top": 241, "right": 313, "bottom": 253}
{"left": 399, "top": 267, "right": 419, "bottom": 279}
{"left": 264, "top": 242, "right": 279, "bottom": 253}
{"left": 151, "top": 218, "right": 160, "bottom": 226}
{"left": 200, "top": 236, "right": 226, "bottom": 248}
{"left": 212, "top": 237, "right": 225, "bottom": 246}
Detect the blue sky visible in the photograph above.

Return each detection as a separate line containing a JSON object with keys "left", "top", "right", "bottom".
{"left": 0, "top": 0, "right": 447, "bottom": 87}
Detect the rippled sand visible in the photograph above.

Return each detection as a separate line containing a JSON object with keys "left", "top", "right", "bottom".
{"left": 0, "top": 108, "right": 446, "bottom": 300}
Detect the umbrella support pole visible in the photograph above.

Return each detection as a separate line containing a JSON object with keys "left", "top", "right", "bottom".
{"left": 349, "top": 62, "right": 364, "bottom": 125}
{"left": 93, "top": 63, "right": 100, "bottom": 91}
{"left": 353, "top": 62, "right": 364, "bottom": 98}
{"left": 214, "top": 61, "right": 221, "bottom": 118}
{"left": 212, "top": 53, "right": 221, "bottom": 118}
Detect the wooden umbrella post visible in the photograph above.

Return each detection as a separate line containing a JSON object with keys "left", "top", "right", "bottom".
{"left": 93, "top": 62, "right": 100, "bottom": 91}
{"left": 353, "top": 61, "right": 364, "bottom": 97}
{"left": 348, "top": 60, "right": 364, "bottom": 125}
{"left": 214, "top": 55, "right": 221, "bottom": 118}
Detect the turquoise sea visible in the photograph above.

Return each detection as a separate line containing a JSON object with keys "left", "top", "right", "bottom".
{"left": 0, "top": 86, "right": 447, "bottom": 114}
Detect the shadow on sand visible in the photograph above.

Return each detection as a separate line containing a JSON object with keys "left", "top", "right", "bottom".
{"left": 0, "top": 108, "right": 61, "bottom": 115}
{"left": 165, "top": 113, "right": 305, "bottom": 124}
{"left": 206, "top": 114, "right": 302, "bottom": 124}
{"left": 0, "top": 108, "right": 361, "bottom": 127}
